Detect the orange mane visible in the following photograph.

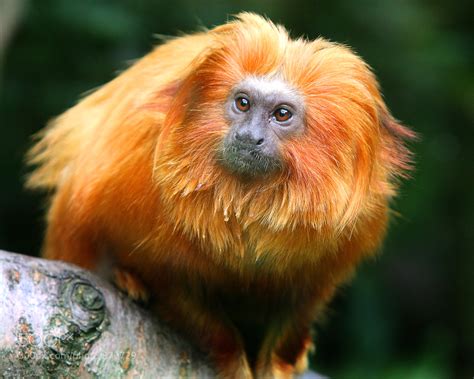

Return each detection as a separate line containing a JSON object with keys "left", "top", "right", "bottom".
{"left": 152, "top": 13, "right": 414, "bottom": 258}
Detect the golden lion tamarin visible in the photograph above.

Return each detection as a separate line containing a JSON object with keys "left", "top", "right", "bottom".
{"left": 26, "top": 13, "right": 414, "bottom": 379}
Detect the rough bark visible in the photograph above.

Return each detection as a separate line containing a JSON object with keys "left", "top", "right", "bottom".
{"left": 0, "top": 250, "right": 324, "bottom": 378}
{"left": 0, "top": 250, "right": 214, "bottom": 378}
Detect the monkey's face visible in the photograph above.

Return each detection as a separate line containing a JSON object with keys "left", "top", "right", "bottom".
{"left": 220, "top": 77, "right": 305, "bottom": 178}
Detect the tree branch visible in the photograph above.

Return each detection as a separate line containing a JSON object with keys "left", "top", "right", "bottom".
{"left": 0, "top": 250, "right": 214, "bottom": 377}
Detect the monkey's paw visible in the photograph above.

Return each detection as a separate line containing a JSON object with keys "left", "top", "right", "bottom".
{"left": 113, "top": 268, "right": 149, "bottom": 303}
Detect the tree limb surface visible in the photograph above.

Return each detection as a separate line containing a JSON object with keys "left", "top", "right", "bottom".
{"left": 0, "top": 250, "right": 214, "bottom": 378}
{"left": 0, "top": 250, "right": 324, "bottom": 378}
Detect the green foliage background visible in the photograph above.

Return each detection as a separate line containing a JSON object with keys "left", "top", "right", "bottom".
{"left": 1, "top": 1, "right": 472, "bottom": 378}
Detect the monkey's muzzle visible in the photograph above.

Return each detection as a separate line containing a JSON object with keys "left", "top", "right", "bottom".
{"left": 219, "top": 137, "right": 281, "bottom": 178}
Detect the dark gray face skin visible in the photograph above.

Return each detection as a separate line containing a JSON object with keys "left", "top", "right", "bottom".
{"left": 220, "top": 76, "right": 305, "bottom": 179}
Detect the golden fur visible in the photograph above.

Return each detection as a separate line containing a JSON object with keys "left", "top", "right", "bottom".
{"left": 26, "top": 13, "right": 414, "bottom": 378}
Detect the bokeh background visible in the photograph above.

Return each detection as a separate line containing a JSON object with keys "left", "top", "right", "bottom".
{"left": 1, "top": 1, "right": 472, "bottom": 378}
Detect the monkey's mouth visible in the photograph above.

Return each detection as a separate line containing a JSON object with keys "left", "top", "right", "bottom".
{"left": 218, "top": 144, "right": 282, "bottom": 178}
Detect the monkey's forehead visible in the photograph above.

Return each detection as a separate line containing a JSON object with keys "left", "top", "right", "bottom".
{"left": 229, "top": 76, "right": 305, "bottom": 107}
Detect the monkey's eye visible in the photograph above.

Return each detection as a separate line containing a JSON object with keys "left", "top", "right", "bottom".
{"left": 235, "top": 96, "right": 250, "bottom": 112}
{"left": 273, "top": 108, "right": 292, "bottom": 123}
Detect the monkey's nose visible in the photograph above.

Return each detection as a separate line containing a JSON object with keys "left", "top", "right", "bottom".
{"left": 234, "top": 130, "right": 265, "bottom": 147}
